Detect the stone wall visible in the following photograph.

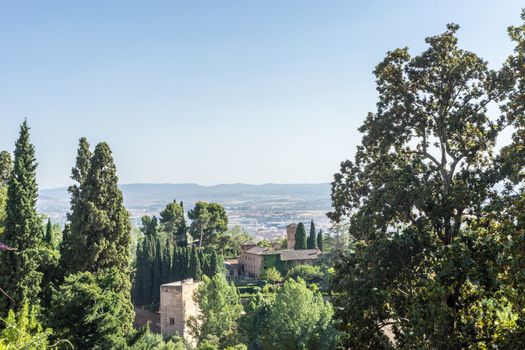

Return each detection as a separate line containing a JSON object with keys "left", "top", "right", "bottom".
{"left": 287, "top": 224, "right": 297, "bottom": 250}
{"left": 160, "top": 279, "right": 200, "bottom": 346}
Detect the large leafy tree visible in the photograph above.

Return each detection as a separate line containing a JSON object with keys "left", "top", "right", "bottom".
{"left": 0, "top": 121, "right": 44, "bottom": 311}
{"left": 294, "top": 222, "right": 307, "bottom": 250}
{"left": 490, "top": 10, "right": 525, "bottom": 347}
{"left": 188, "top": 275, "right": 243, "bottom": 348}
{"left": 329, "top": 22, "right": 520, "bottom": 348}
{"left": 255, "top": 278, "right": 337, "bottom": 350}
{"left": 188, "top": 202, "right": 228, "bottom": 247}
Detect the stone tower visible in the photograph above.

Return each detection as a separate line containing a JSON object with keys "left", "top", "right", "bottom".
{"left": 160, "top": 279, "right": 200, "bottom": 346}
{"left": 286, "top": 223, "right": 297, "bottom": 250}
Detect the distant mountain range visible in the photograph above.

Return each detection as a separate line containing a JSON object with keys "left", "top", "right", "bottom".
{"left": 38, "top": 183, "right": 333, "bottom": 240}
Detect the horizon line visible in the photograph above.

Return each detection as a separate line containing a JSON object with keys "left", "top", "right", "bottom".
{"left": 39, "top": 181, "right": 332, "bottom": 191}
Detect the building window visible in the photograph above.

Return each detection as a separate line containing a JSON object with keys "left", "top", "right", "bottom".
{"left": 169, "top": 317, "right": 175, "bottom": 325}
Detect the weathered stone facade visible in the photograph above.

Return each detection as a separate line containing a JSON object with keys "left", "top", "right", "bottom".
{"left": 160, "top": 279, "right": 200, "bottom": 346}
{"left": 286, "top": 223, "right": 297, "bottom": 249}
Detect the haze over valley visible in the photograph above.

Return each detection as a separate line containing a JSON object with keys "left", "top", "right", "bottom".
{"left": 38, "top": 182, "right": 332, "bottom": 240}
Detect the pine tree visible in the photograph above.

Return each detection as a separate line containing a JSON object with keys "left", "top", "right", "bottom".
{"left": 294, "top": 222, "right": 307, "bottom": 250}
{"left": 307, "top": 220, "right": 317, "bottom": 249}
{"left": 0, "top": 121, "right": 43, "bottom": 311}
{"left": 159, "top": 199, "right": 187, "bottom": 245}
{"left": 317, "top": 230, "right": 324, "bottom": 252}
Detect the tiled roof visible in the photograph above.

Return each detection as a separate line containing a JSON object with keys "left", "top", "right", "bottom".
{"left": 244, "top": 247, "right": 321, "bottom": 261}
{"left": 245, "top": 246, "right": 280, "bottom": 255}
{"left": 161, "top": 278, "right": 197, "bottom": 287}
{"left": 280, "top": 249, "right": 321, "bottom": 261}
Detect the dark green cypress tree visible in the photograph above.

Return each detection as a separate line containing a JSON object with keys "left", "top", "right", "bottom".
{"left": 183, "top": 247, "right": 190, "bottom": 279}
{"left": 198, "top": 249, "right": 208, "bottom": 275}
{"left": 317, "top": 230, "right": 324, "bottom": 252}
{"left": 44, "top": 218, "right": 53, "bottom": 245}
{"left": 171, "top": 246, "right": 179, "bottom": 281}
{"left": 307, "top": 220, "right": 317, "bottom": 249}
{"left": 294, "top": 222, "right": 307, "bottom": 250}
{"left": 142, "top": 235, "right": 156, "bottom": 306}
{"left": 133, "top": 242, "right": 144, "bottom": 306}
{"left": 68, "top": 142, "right": 131, "bottom": 274}
{"left": 61, "top": 138, "right": 91, "bottom": 273}
{"left": 58, "top": 224, "right": 73, "bottom": 277}
{"left": 189, "top": 246, "right": 201, "bottom": 280}
{"left": 161, "top": 239, "right": 172, "bottom": 284}
{"left": 209, "top": 251, "right": 225, "bottom": 277}
{"left": 152, "top": 235, "right": 162, "bottom": 306}
{"left": 58, "top": 142, "right": 134, "bottom": 336}
{"left": 0, "top": 121, "right": 43, "bottom": 311}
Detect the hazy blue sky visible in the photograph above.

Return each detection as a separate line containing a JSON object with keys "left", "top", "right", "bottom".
{"left": 0, "top": 1, "right": 523, "bottom": 189}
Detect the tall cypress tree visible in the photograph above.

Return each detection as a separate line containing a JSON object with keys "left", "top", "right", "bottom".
{"left": 171, "top": 246, "right": 179, "bottom": 281}
{"left": 142, "top": 235, "right": 156, "bottom": 306}
{"left": 183, "top": 247, "right": 190, "bottom": 279}
{"left": 294, "top": 222, "right": 307, "bottom": 250}
{"left": 189, "top": 246, "right": 201, "bottom": 280}
{"left": 161, "top": 239, "right": 172, "bottom": 285}
{"left": 133, "top": 242, "right": 144, "bottom": 306}
{"left": 60, "top": 138, "right": 91, "bottom": 273}
{"left": 152, "top": 236, "right": 162, "bottom": 306}
{"left": 57, "top": 142, "right": 134, "bottom": 335}
{"left": 317, "top": 230, "right": 324, "bottom": 252}
{"left": 0, "top": 120, "right": 43, "bottom": 311}
{"left": 68, "top": 142, "right": 131, "bottom": 274}
{"left": 44, "top": 218, "right": 53, "bottom": 245}
{"left": 209, "top": 251, "right": 224, "bottom": 277}
{"left": 307, "top": 220, "right": 317, "bottom": 249}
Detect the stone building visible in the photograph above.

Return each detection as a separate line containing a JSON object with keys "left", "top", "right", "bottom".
{"left": 286, "top": 223, "right": 297, "bottom": 249}
{"left": 160, "top": 279, "right": 200, "bottom": 346}
{"left": 239, "top": 246, "right": 321, "bottom": 278}
{"left": 224, "top": 258, "right": 240, "bottom": 279}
